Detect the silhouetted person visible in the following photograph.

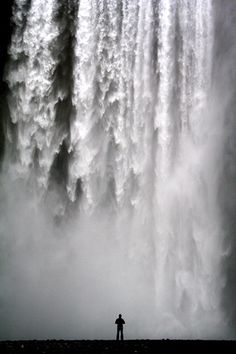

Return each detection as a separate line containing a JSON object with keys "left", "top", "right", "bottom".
{"left": 115, "top": 314, "right": 125, "bottom": 340}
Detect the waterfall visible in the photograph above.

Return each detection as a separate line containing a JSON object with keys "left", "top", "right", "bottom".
{"left": 0, "top": 0, "right": 227, "bottom": 339}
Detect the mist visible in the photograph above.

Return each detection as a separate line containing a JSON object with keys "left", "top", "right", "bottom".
{"left": 0, "top": 177, "right": 157, "bottom": 340}
{"left": 214, "top": 0, "right": 236, "bottom": 340}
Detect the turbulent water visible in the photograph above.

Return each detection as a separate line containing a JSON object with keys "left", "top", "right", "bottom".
{"left": 0, "top": 0, "right": 231, "bottom": 339}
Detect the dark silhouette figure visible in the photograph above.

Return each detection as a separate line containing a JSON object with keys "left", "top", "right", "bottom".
{"left": 115, "top": 314, "right": 125, "bottom": 340}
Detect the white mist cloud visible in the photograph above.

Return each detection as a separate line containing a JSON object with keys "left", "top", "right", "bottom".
{"left": 0, "top": 177, "right": 158, "bottom": 340}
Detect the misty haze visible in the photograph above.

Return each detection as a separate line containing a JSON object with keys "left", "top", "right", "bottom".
{"left": 0, "top": 0, "right": 236, "bottom": 341}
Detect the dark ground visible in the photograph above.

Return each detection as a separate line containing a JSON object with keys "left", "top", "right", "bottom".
{"left": 0, "top": 340, "right": 235, "bottom": 354}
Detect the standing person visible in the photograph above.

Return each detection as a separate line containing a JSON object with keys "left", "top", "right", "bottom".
{"left": 115, "top": 314, "right": 125, "bottom": 340}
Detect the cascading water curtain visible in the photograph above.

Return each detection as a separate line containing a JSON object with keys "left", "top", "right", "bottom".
{"left": 0, "top": 0, "right": 227, "bottom": 339}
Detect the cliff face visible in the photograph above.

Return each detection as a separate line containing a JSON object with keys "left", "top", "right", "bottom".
{"left": 0, "top": 1, "right": 14, "bottom": 78}
{"left": 0, "top": 0, "right": 14, "bottom": 160}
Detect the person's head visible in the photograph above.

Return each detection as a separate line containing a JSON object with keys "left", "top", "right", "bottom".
{"left": 119, "top": 314, "right": 122, "bottom": 318}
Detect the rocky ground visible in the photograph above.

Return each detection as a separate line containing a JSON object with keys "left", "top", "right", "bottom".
{"left": 0, "top": 340, "right": 235, "bottom": 354}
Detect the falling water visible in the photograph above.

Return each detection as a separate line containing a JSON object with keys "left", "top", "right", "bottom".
{"left": 0, "top": 0, "right": 228, "bottom": 339}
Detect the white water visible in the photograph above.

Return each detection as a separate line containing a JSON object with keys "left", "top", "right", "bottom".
{"left": 0, "top": 0, "right": 227, "bottom": 339}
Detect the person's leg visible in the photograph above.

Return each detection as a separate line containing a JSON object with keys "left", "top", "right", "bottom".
{"left": 121, "top": 329, "right": 124, "bottom": 340}
{"left": 116, "top": 328, "right": 119, "bottom": 340}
